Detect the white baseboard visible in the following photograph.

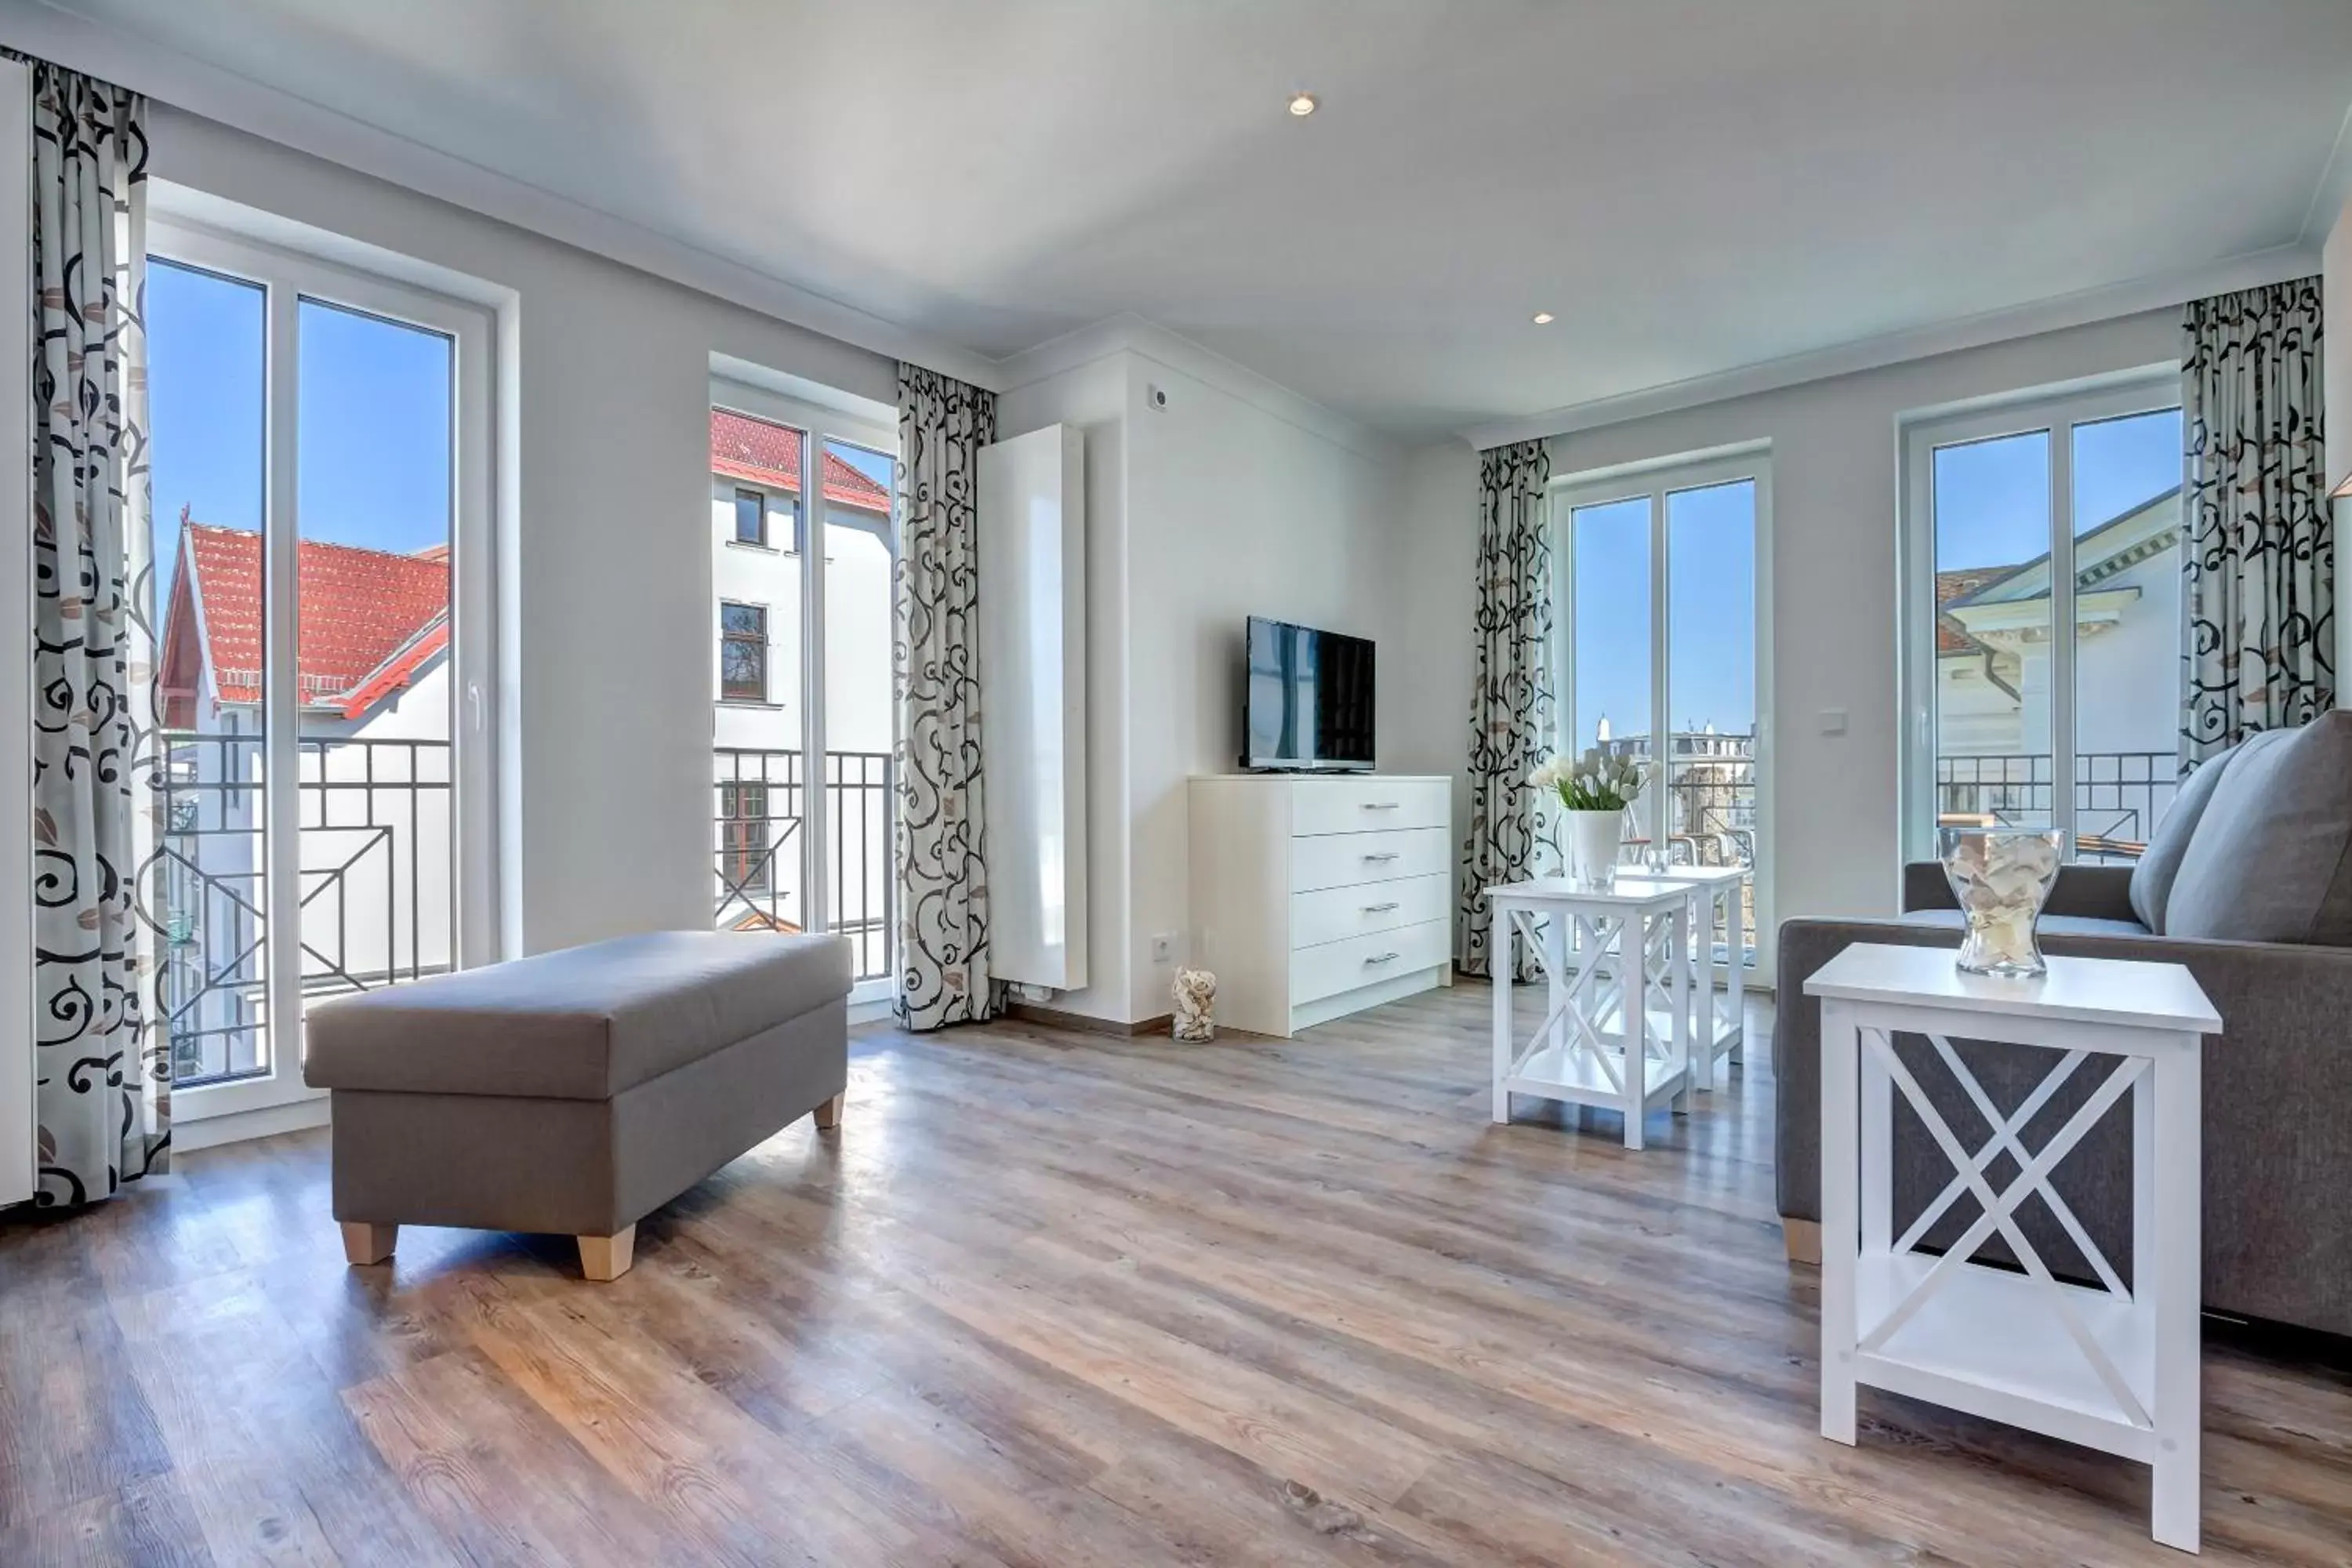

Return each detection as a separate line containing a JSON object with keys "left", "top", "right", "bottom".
{"left": 173, "top": 1094, "right": 331, "bottom": 1152}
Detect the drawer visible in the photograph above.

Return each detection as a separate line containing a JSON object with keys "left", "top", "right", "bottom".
{"left": 1289, "top": 873, "right": 1448, "bottom": 951}
{"left": 1289, "top": 826, "right": 1449, "bottom": 893}
{"left": 1290, "top": 777, "right": 1449, "bottom": 837}
{"left": 1290, "top": 918, "right": 1450, "bottom": 1007}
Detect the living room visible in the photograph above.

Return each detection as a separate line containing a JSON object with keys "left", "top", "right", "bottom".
{"left": 1, "top": 3, "right": 2349, "bottom": 1563}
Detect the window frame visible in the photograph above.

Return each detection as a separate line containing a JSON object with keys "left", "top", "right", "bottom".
{"left": 1896, "top": 372, "right": 2182, "bottom": 867}
{"left": 718, "top": 599, "right": 771, "bottom": 704}
{"left": 731, "top": 485, "right": 768, "bottom": 548}
{"left": 1548, "top": 446, "right": 1774, "bottom": 969}
{"left": 147, "top": 210, "right": 499, "bottom": 1127}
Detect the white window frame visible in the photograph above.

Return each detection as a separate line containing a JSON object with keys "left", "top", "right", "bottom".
{"left": 149, "top": 216, "right": 499, "bottom": 1127}
{"left": 709, "top": 378, "right": 899, "bottom": 1007}
{"left": 1897, "top": 372, "right": 2180, "bottom": 867}
{"left": 1550, "top": 447, "right": 1775, "bottom": 968}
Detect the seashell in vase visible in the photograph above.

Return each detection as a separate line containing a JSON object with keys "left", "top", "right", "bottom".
{"left": 1171, "top": 967, "right": 1217, "bottom": 1041}
{"left": 1939, "top": 827, "right": 2064, "bottom": 978}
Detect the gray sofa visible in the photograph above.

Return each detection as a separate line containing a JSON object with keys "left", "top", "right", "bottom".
{"left": 1775, "top": 713, "right": 2352, "bottom": 1339}
{"left": 307, "top": 930, "right": 851, "bottom": 1280}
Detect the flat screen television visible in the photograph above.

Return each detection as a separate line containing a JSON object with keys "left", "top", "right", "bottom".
{"left": 1242, "top": 615, "right": 1375, "bottom": 771}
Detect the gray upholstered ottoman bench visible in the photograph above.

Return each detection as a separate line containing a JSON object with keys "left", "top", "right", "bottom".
{"left": 303, "top": 930, "right": 851, "bottom": 1280}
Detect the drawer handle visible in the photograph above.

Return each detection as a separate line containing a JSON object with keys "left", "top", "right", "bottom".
{"left": 1362, "top": 851, "right": 1399, "bottom": 862}
{"left": 1362, "top": 902, "right": 1400, "bottom": 913}
{"left": 1364, "top": 951, "right": 1400, "bottom": 965}
{"left": 1361, "top": 801, "right": 1400, "bottom": 810}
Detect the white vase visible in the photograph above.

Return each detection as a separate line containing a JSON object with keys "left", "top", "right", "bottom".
{"left": 1564, "top": 808, "right": 1623, "bottom": 891}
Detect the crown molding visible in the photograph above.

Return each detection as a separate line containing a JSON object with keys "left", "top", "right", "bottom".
{"left": 998, "top": 312, "right": 1396, "bottom": 464}
{"left": 1460, "top": 241, "right": 2321, "bottom": 452}
{"left": 0, "top": 0, "right": 1004, "bottom": 390}
{"left": 2299, "top": 94, "right": 2352, "bottom": 245}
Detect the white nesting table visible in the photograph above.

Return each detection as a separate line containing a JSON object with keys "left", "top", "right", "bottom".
{"left": 1805, "top": 942, "right": 2220, "bottom": 1553}
{"left": 1617, "top": 864, "right": 1748, "bottom": 1091}
{"left": 1484, "top": 878, "right": 1690, "bottom": 1149}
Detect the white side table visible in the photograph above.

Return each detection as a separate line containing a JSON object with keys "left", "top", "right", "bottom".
{"left": 1484, "top": 878, "right": 1690, "bottom": 1149}
{"left": 1805, "top": 942, "right": 2220, "bottom": 1554}
{"left": 1619, "top": 864, "right": 1748, "bottom": 1091}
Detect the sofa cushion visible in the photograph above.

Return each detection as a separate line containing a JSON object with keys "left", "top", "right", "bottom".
{"left": 2163, "top": 713, "right": 2352, "bottom": 946}
{"left": 2126, "top": 738, "right": 2241, "bottom": 932}
{"left": 305, "top": 930, "right": 854, "bottom": 1100}
{"left": 1897, "top": 909, "right": 2151, "bottom": 939}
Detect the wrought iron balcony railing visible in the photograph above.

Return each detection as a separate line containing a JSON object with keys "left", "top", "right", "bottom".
{"left": 715, "top": 747, "right": 894, "bottom": 983}
{"left": 1935, "top": 750, "right": 2178, "bottom": 861}
{"left": 157, "top": 731, "right": 453, "bottom": 1087}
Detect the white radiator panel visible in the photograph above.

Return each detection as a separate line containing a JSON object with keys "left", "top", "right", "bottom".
{"left": 978, "top": 424, "right": 1087, "bottom": 990}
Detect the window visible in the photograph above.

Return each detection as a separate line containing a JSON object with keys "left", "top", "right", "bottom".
{"left": 147, "top": 199, "right": 495, "bottom": 1122}
{"left": 1555, "top": 451, "right": 1769, "bottom": 964}
{"left": 720, "top": 601, "right": 769, "bottom": 702}
{"left": 709, "top": 390, "right": 899, "bottom": 996}
{"left": 719, "top": 782, "right": 771, "bottom": 895}
{"left": 733, "top": 486, "right": 766, "bottom": 547}
{"left": 1903, "top": 379, "right": 2183, "bottom": 863}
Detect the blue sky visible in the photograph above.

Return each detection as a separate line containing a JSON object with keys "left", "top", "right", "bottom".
{"left": 148, "top": 257, "right": 898, "bottom": 615}
{"left": 1567, "top": 408, "right": 2181, "bottom": 750}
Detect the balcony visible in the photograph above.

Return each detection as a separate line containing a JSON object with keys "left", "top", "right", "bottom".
{"left": 714, "top": 747, "right": 893, "bottom": 983}
{"left": 1936, "top": 750, "right": 2178, "bottom": 861}
{"left": 159, "top": 731, "right": 452, "bottom": 1087}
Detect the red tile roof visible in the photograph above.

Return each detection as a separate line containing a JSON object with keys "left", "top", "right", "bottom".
{"left": 161, "top": 521, "right": 450, "bottom": 721}
{"left": 1934, "top": 566, "right": 2013, "bottom": 657}
{"left": 710, "top": 408, "right": 891, "bottom": 513}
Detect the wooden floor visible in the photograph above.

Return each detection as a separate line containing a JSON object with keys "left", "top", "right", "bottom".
{"left": 3, "top": 984, "right": 2349, "bottom": 1566}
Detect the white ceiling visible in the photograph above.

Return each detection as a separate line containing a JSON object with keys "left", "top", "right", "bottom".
{"left": 40, "top": 0, "right": 2352, "bottom": 438}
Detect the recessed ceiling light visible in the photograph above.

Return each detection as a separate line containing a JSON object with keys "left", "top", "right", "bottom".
{"left": 1532, "top": 311, "right": 1555, "bottom": 325}
{"left": 1287, "top": 92, "right": 1319, "bottom": 118}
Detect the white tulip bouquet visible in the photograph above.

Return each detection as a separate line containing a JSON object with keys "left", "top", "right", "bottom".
{"left": 1528, "top": 747, "right": 1646, "bottom": 813}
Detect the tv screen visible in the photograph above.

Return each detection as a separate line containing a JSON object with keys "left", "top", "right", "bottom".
{"left": 1243, "top": 616, "right": 1375, "bottom": 771}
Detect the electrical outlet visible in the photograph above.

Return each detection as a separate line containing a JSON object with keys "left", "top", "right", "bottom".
{"left": 1150, "top": 933, "right": 1175, "bottom": 964}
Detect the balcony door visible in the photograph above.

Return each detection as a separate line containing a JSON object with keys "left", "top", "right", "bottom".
{"left": 1554, "top": 452, "right": 1769, "bottom": 964}
{"left": 709, "top": 383, "right": 898, "bottom": 1001}
{"left": 147, "top": 216, "right": 495, "bottom": 1128}
{"left": 1901, "top": 378, "right": 2184, "bottom": 864}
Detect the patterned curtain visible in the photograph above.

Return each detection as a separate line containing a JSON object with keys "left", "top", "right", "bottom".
{"left": 26, "top": 60, "right": 163, "bottom": 1204}
{"left": 894, "top": 365, "right": 998, "bottom": 1031}
{"left": 2182, "top": 278, "right": 2331, "bottom": 766}
{"left": 1457, "top": 440, "right": 1554, "bottom": 980}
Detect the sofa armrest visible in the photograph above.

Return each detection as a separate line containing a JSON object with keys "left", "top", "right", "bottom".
{"left": 1900, "top": 858, "right": 2137, "bottom": 922}
{"left": 1775, "top": 917, "right": 2352, "bottom": 1337}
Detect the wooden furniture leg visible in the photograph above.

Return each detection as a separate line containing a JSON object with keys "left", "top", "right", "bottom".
{"left": 340, "top": 1221, "right": 397, "bottom": 1266}
{"left": 814, "top": 1091, "right": 845, "bottom": 1130}
{"left": 1782, "top": 1217, "right": 1821, "bottom": 1266}
{"left": 578, "top": 1225, "right": 636, "bottom": 1282}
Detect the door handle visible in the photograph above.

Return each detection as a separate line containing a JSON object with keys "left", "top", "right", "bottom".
{"left": 1362, "top": 851, "right": 1399, "bottom": 862}
{"left": 1363, "top": 951, "right": 1399, "bottom": 965}
{"left": 1362, "top": 902, "right": 1399, "bottom": 913}
{"left": 1361, "top": 801, "right": 1399, "bottom": 811}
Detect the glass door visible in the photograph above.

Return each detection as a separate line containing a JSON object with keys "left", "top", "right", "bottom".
{"left": 709, "top": 387, "right": 899, "bottom": 1000}
{"left": 1904, "top": 383, "right": 2184, "bottom": 863}
{"left": 148, "top": 220, "right": 494, "bottom": 1122}
{"left": 1558, "top": 456, "right": 1766, "bottom": 964}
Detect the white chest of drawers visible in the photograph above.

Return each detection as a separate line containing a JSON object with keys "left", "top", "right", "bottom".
{"left": 1187, "top": 775, "right": 1454, "bottom": 1037}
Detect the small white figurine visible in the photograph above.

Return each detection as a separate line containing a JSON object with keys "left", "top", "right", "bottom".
{"left": 1172, "top": 967, "right": 1217, "bottom": 1041}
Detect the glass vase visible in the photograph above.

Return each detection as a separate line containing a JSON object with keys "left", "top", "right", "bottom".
{"left": 1939, "top": 827, "right": 2064, "bottom": 978}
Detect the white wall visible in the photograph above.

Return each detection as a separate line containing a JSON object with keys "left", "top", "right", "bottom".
{"left": 999, "top": 345, "right": 1403, "bottom": 1024}
{"left": 151, "top": 107, "right": 898, "bottom": 956}
{"left": 1122, "top": 358, "right": 1402, "bottom": 1022}
{"left": 1389, "top": 311, "right": 2182, "bottom": 938}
